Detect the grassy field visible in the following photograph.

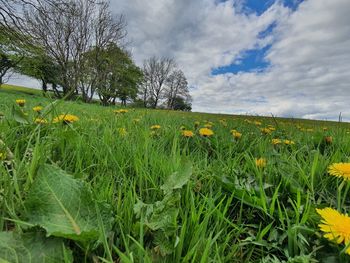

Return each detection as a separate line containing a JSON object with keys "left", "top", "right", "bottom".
{"left": 1, "top": 88, "right": 350, "bottom": 262}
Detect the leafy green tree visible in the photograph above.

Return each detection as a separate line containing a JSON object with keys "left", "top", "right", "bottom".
{"left": 172, "top": 96, "right": 192, "bottom": 111}
{"left": 0, "top": 26, "right": 24, "bottom": 85}
{"left": 15, "top": 50, "right": 61, "bottom": 95}
{"left": 82, "top": 44, "right": 142, "bottom": 106}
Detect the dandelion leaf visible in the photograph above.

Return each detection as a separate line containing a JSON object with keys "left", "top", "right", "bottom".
{"left": 25, "top": 164, "right": 112, "bottom": 242}
{"left": 161, "top": 161, "right": 192, "bottom": 194}
{"left": 11, "top": 106, "right": 29, "bottom": 124}
{"left": 0, "top": 231, "right": 73, "bottom": 263}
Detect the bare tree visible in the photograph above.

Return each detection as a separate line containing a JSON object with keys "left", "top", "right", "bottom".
{"left": 142, "top": 56, "right": 176, "bottom": 108}
{"left": 22, "top": 0, "right": 126, "bottom": 98}
{"left": 165, "top": 69, "right": 190, "bottom": 109}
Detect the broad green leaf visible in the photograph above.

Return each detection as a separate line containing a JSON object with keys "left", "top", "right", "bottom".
{"left": 0, "top": 231, "right": 73, "bottom": 263}
{"left": 11, "top": 106, "right": 29, "bottom": 124}
{"left": 134, "top": 193, "right": 180, "bottom": 231}
{"left": 160, "top": 161, "right": 192, "bottom": 194}
{"left": 25, "top": 164, "right": 112, "bottom": 242}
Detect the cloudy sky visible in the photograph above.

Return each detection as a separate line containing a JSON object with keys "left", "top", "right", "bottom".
{"left": 9, "top": 0, "right": 350, "bottom": 121}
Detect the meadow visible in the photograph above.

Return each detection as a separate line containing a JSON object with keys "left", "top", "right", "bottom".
{"left": 1, "top": 86, "right": 350, "bottom": 262}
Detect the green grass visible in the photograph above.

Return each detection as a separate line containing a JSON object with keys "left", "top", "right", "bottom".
{"left": 1, "top": 90, "right": 350, "bottom": 262}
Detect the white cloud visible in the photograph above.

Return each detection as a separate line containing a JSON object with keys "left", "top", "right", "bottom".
{"left": 110, "top": 0, "right": 350, "bottom": 121}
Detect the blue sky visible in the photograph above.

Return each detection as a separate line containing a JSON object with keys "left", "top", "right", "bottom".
{"left": 212, "top": 0, "right": 304, "bottom": 75}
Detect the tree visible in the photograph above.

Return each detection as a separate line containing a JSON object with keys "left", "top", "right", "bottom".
{"left": 22, "top": 0, "right": 126, "bottom": 98}
{"left": 172, "top": 96, "right": 192, "bottom": 111}
{"left": 0, "top": 26, "right": 27, "bottom": 86}
{"left": 83, "top": 43, "right": 142, "bottom": 106}
{"left": 165, "top": 69, "right": 190, "bottom": 110}
{"left": 142, "top": 57, "right": 176, "bottom": 108}
{"left": 15, "top": 50, "right": 61, "bottom": 95}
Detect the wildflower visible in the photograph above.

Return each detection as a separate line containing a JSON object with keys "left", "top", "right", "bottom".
{"left": 113, "top": 109, "right": 128, "bottom": 114}
{"left": 316, "top": 207, "right": 350, "bottom": 255}
{"left": 33, "top": 106, "right": 43, "bottom": 113}
{"left": 323, "top": 127, "right": 328, "bottom": 131}
{"left": 231, "top": 130, "right": 242, "bottom": 139}
{"left": 117, "top": 128, "right": 127, "bottom": 137}
{"left": 261, "top": 128, "right": 272, "bottom": 135}
{"left": 328, "top": 163, "right": 350, "bottom": 180}
{"left": 204, "top": 124, "right": 213, "bottom": 129}
{"left": 133, "top": 118, "right": 141, "bottom": 123}
{"left": 272, "top": 138, "right": 282, "bottom": 145}
{"left": 53, "top": 114, "right": 79, "bottom": 124}
{"left": 151, "top": 125, "right": 161, "bottom": 130}
{"left": 284, "top": 140, "right": 295, "bottom": 145}
{"left": 182, "top": 130, "right": 194, "bottom": 138}
{"left": 194, "top": 121, "right": 200, "bottom": 128}
{"left": 199, "top": 128, "right": 214, "bottom": 137}
{"left": 34, "top": 118, "right": 48, "bottom": 124}
{"left": 180, "top": 126, "right": 186, "bottom": 131}
{"left": 15, "top": 99, "right": 26, "bottom": 107}
{"left": 255, "top": 158, "right": 267, "bottom": 169}
{"left": 254, "top": 121, "right": 262, "bottom": 126}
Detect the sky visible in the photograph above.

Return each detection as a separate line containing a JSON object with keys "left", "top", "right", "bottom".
{"left": 8, "top": 0, "right": 350, "bottom": 121}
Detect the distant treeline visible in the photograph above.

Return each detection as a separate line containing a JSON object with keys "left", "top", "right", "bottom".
{"left": 0, "top": 0, "right": 192, "bottom": 111}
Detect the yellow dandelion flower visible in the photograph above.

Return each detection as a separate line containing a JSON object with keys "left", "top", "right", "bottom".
{"left": 53, "top": 114, "right": 79, "bottom": 124}
{"left": 284, "top": 140, "right": 295, "bottom": 145}
{"left": 15, "top": 99, "right": 26, "bottom": 107}
{"left": 117, "top": 128, "right": 127, "bottom": 137}
{"left": 272, "top": 138, "right": 282, "bottom": 145}
{"left": 34, "top": 118, "right": 48, "bottom": 124}
{"left": 33, "top": 106, "right": 43, "bottom": 113}
{"left": 113, "top": 109, "right": 129, "bottom": 114}
{"left": 150, "top": 125, "right": 161, "bottom": 130}
{"left": 199, "top": 128, "right": 214, "bottom": 137}
{"left": 316, "top": 207, "right": 350, "bottom": 255}
{"left": 328, "top": 163, "right": 350, "bottom": 180}
{"left": 204, "top": 124, "right": 213, "bottom": 129}
{"left": 254, "top": 121, "right": 262, "bottom": 126}
{"left": 261, "top": 128, "right": 272, "bottom": 134}
{"left": 255, "top": 158, "right": 267, "bottom": 168}
{"left": 231, "top": 131, "right": 242, "bottom": 139}
{"left": 182, "top": 130, "right": 194, "bottom": 138}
